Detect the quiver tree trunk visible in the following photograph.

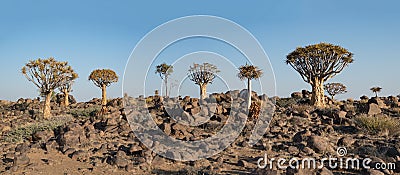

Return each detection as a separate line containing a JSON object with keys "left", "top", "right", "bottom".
{"left": 43, "top": 91, "right": 53, "bottom": 119}
{"left": 247, "top": 78, "right": 252, "bottom": 109}
{"left": 165, "top": 78, "right": 168, "bottom": 97}
{"left": 200, "top": 84, "right": 207, "bottom": 100}
{"left": 101, "top": 84, "right": 107, "bottom": 114}
{"left": 63, "top": 89, "right": 69, "bottom": 107}
{"left": 311, "top": 78, "right": 325, "bottom": 108}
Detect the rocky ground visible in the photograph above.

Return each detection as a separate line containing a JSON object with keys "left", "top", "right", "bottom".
{"left": 0, "top": 90, "right": 400, "bottom": 175}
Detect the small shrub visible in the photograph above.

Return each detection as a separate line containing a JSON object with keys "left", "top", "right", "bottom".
{"left": 354, "top": 114, "right": 400, "bottom": 136}
{"left": 3, "top": 115, "right": 73, "bottom": 143}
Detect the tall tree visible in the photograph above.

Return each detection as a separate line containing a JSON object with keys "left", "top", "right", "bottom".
{"left": 22, "top": 57, "right": 77, "bottom": 118}
{"left": 58, "top": 71, "right": 78, "bottom": 107}
{"left": 286, "top": 43, "right": 353, "bottom": 107}
{"left": 370, "top": 87, "right": 382, "bottom": 97}
{"left": 324, "top": 82, "right": 347, "bottom": 100}
{"left": 88, "top": 69, "right": 118, "bottom": 113}
{"left": 188, "top": 63, "right": 220, "bottom": 100}
{"left": 155, "top": 63, "right": 173, "bottom": 97}
{"left": 237, "top": 64, "right": 263, "bottom": 109}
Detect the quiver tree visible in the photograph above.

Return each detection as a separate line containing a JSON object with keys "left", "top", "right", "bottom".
{"left": 324, "top": 82, "right": 347, "bottom": 100}
{"left": 58, "top": 71, "right": 78, "bottom": 107}
{"left": 188, "top": 63, "right": 220, "bottom": 100}
{"left": 238, "top": 64, "right": 263, "bottom": 109}
{"left": 155, "top": 63, "right": 173, "bottom": 96}
{"left": 88, "top": 69, "right": 118, "bottom": 113}
{"left": 22, "top": 57, "right": 77, "bottom": 118}
{"left": 370, "top": 87, "right": 382, "bottom": 97}
{"left": 286, "top": 43, "right": 353, "bottom": 107}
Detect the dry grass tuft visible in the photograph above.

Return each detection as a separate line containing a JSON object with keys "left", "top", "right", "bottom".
{"left": 354, "top": 114, "right": 400, "bottom": 136}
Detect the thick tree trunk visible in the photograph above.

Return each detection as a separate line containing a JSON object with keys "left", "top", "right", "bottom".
{"left": 165, "top": 78, "right": 168, "bottom": 97}
{"left": 311, "top": 78, "right": 325, "bottom": 108}
{"left": 101, "top": 84, "right": 107, "bottom": 106}
{"left": 101, "top": 84, "right": 107, "bottom": 113}
{"left": 64, "top": 89, "right": 69, "bottom": 107}
{"left": 247, "top": 78, "right": 252, "bottom": 109}
{"left": 43, "top": 91, "right": 52, "bottom": 119}
{"left": 200, "top": 84, "right": 207, "bottom": 100}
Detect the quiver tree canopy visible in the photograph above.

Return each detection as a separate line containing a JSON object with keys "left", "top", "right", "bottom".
{"left": 22, "top": 57, "right": 77, "bottom": 118}
{"left": 22, "top": 58, "right": 77, "bottom": 96}
{"left": 88, "top": 69, "right": 118, "bottom": 114}
{"left": 155, "top": 63, "right": 173, "bottom": 96}
{"left": 238, "top": 64, "right": 263, "bottom": 109}
{"left": 324, "top": 82, "right": 347, "bottom": 100}
{"left": 188, "top": 62, "right": 220, "bottom": 99}
{"left": 88, "top": 69, "right": 119, "bottom": 88}
{"left": 286, "top": 43, "right": 353, "bottom": 107}
{"left": 238, "top": 64, "right": 263, "bottom": 80}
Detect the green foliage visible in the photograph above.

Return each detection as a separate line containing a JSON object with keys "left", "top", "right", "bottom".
{"left": 68, "top": 106, "right": 101, "bottom": 119}
{"left": 355, "top": 114, "right": 400, "bottom": 136}
{"left": 188, "top": 63, "right": 220, "bottom": 86}
{"left": 88, "top": 69, "right": 119, "bottom": 88}
{"left": 237, "top": 64, "right": 263, "bottom": 80}
{"left": 3, "top": 116, "right": 73, "bottom": 143}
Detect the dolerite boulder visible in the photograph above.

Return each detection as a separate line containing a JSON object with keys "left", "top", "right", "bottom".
{"left": 110, "top": 150, "right": 129, "bottom": 168}
{"left": 291, "top": 92, "right": 303, "bottom": 99}
{"left": 337, "top": 136, "right": 356, "bottom": 147}
{"left": 58, "top": 122, "right": 88, "bottom": 150}
{"left": 32, "top": 130, "right": 54, "bottom": 142}
{"left": 368, "top": 97, "right": 387, "bottom": 109}
{"left": 368, "top": 103, "right": 381, "bottom": 115}
{"left": 55, "top": 93, "right": 77, "bottom": 105}
{"left": 293, "top": 129, "right": 312, "bottom": 143}
{"left": 302, "top": 89, "right": 311, "bottom": 98}
{"left": 70, "top": 150, "right": 89, "bottom": 162}
{"left": 13, "top": 153, "right": 30, "bottom": 167}
{"left": 307, "top": 135, "right": 335, "bottom": 154}
{"left": 15, "top": 142, "right": 30, "bottom": 154}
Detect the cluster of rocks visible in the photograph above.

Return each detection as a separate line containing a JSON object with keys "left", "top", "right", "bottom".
{"left": 0, "top": 90, "right": 399, "bottom": 174}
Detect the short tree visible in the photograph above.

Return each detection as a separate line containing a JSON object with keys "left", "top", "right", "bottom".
{"left": 188, "top": 63, "right": 220, "bottom": 100}
{"left": 237, "top": 64, "right": 263, "bottom": 109}
{"left": 58, "top": 71, "right": 78, "bottom": 107}
{"left": 88, "top": 69, "right": 118, "bottom": 113}
{"left": 22, "top": 58, "right": 77, "bottom": 118}
{"left": 370, "top": 87, "right": 382, "bottom": 97}
{"left": 324, "top": 82, "right": 347, "bottom": 100}
{"left": 155, "top": 63, "right": 173, "bottom": 97}
{"left": 286, "top": 43, "right": 353, "bottom": 107}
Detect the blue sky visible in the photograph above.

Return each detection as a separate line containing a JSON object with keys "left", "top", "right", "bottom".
{"left": 0, "top": 0, "right": 399, "bottom": 101}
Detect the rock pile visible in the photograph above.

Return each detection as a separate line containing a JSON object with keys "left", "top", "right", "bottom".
{"left": 0, "top": 91, "right": 399, "bottom": 174}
